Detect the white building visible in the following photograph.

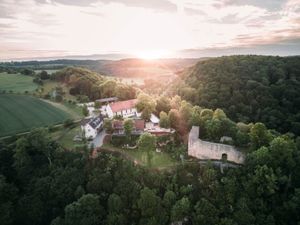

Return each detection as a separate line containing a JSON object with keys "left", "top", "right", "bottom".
{"left": 81, "top": 116, "right": 103, "bottom": 139}
{"left": 106, "top": 99, "right": 138, "bottom": 118}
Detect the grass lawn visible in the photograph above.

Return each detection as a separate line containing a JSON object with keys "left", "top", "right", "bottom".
{"left": 102, "top": 144, "right": 178, "bottom": 170}
{"left": 0, "top": 94, "right": 77, "bottom": 137}
{"left": 51, "top": 125, "right": 84, "bottom": 150}
{"left": 0, "top": 72, "right": 37, "bottom": 93}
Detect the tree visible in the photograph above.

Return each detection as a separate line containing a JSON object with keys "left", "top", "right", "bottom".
{"left": 171, "top": 197, "right": 190, "bottom": 223}
{"left": 250, "top": 123, "right": 272, "bottom": 150}
{"left": 138, "top": 187, "right": 167, "bottom": 225}
{"left": 123, "top": 118, "right": 134, "bottom": 139}
{"left": 137, "top": 133, "right": 156, "bottom": 166}
{"left": 156, "top": 96, "right": 171, "bottom": 114}
{"left": 192, "top": 198, "right": 219, "bottom": 225}
{"left": 0, "top": 175, "right": 18, "bottom": 225}
{"left": 138, "top": 133, "right": 156, "bottom": 152}
{"left": 82, "top": 105, "right": 89, "bottom": 117}
{"left": 136, "top": 93, "right": 156, "bottom": 121}
{"left": 64, "top": 194, "right": 104, "bottom": 225}
{"left": 159, "top": 112, "right": 170, "bottom": 128}
{"left": 104, "top": 119, "right": 113, "bottom": 134}
{"left": 107, "top": 194, "right": 126, "bottom": 225}
{"left": 213, "top": 108, "right": 227, "bottom": 120}
{"left": 40, "top": 71, "right": 50, "bottom": 80}
{"left": 168, "top": 109, "right": 180, "bottom": 129}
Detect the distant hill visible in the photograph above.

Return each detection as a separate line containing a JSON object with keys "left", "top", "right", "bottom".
{"left": 177, "top": 55, "right": 300, "bottom": 135}
{"left": 0, "top": 58, "right": 199, "bottom": 78}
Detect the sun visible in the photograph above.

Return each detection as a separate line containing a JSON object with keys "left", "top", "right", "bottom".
{"left": 135, "top": 49, "right": 171, "bottom": 60}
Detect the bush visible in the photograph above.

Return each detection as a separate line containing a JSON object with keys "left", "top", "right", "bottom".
{"left": 64, "top": 119, "right": 75, "bottom": 128}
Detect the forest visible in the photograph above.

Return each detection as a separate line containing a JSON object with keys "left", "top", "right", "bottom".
{"left": 176, "top": 55, "right": 300, "bottom": 135}
{"left": 1, "top": 124, "right": 300, "bottom": 225}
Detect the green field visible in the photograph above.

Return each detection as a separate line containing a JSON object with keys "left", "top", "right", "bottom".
{"left": 0, "top": 94, "right": 76, "bottom": 137}
{"left": 0, "top": 72, "right": 37, "bottom": 93}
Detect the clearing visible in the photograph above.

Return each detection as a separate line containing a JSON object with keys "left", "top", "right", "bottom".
{"left": 101, "top": 144, "right": 178, "bottom": 170}
{"left": 0, "top": 72, "right": 37, "bottom": 93}
{"left": 0, "top": 94, "right": 79, "bottom": 137}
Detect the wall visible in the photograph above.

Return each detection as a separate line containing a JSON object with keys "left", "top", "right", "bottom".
{"left": 188, "top": 126, "right": 245, "bottom": 164}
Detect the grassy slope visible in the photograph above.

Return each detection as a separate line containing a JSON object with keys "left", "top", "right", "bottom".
{"left": 0, "top": 94, "right": 76, "bottom": 137}
{"left": 0, "top": 72, "right": 37, "bottom": 93}
{"left": 102, "top": 144, "right": 177, "bottom": 170}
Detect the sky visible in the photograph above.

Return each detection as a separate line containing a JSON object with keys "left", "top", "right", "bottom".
{"left": 0, "top": 0, "right": 300, "bottom": 60}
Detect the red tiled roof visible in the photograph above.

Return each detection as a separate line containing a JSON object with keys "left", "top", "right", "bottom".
{"left": 112, "top": 119, "right": 145, "bottom": 130}
{"left": 109, "top": 99, "right": 137, "bottom": 113}
{"left": 134, "top": 119, "right": 145, "bottom": 130}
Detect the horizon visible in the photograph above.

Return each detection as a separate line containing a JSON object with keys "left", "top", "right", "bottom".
{"left": 1, "top": 0, "right": 300, "bottom": 60}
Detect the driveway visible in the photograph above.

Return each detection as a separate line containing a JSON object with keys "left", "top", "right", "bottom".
{"left": 90, "top": 130, "right": 106, "bottom": 148}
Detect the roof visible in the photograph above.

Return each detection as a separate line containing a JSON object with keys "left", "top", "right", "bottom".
{"left": 112, "top": 119, "right": 145, "bottom": 130}
{"left": 134, "top": 119, "right": 145, "bottom": 130}
{"left": 80, "top": 118, "right": 91, "bottom": 126}
{"left": 109, "top": 99, "right": 137, "bottom": 113}
{"left": 96, "top": 97, "right": 118, "bottom": 103}
{"left": 88, "top": 116, "right": 103, "bottom": 129}
{"left": 150, "top": 114, "right": 160, "bottom": 124}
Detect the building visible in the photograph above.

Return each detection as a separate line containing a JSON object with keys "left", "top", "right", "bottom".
{"left": 96, "top": 97, "right": 118, "bottom": 104}
{"left": 188, "top": 126, "right": 245, "bottom": 164}
{"left": 112, "top": 119, "right": 145, "bottom": 135}
{"left": 106, "top": 99, "right": 138, "bottom": 118}
{"left": 81, "top": 116, "right": 103, "bottom": 139}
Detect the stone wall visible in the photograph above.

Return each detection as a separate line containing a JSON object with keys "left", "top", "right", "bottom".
{"left": 188, "top": 126, "right": 245, "bottom": 164}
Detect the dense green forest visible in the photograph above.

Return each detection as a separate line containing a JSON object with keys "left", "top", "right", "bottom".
{"left": 176, "top": 55, "right": 300, "bottom": 135}
{"left": 1, "top": 127, "right": 300, "bottom": 225}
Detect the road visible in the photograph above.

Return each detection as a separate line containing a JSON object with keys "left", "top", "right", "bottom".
{"left": 90, "top": 130, "right": 106, "bottom": 148}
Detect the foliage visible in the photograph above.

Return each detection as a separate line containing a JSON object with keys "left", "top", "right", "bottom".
{"left": 159, "top": 112, "right": 170, "bottom": 128}
{"left": 136, "top": 93, "right": 156, "bottom": 121}
{"left": 179, "top": 55, "right": 300, "bottom": 135}
{"left": 137, "top": 133, "right": 156, "bottom": 152}
{"left": 0, "top": 127, "right": 300, "bottom": 225}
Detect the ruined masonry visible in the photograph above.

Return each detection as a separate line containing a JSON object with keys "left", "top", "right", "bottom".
{"left": 188, "top": 126, "right": 245, "bottom": 164}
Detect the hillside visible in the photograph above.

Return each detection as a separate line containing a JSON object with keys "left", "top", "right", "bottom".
{"left": 1, "top": 58, "right": 199, "bottom": 79}
{"left": 177, "top": 55, "right": 300, "bottom": 135}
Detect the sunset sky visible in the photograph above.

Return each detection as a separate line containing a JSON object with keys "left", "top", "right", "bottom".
{"left": 1, "top": 0, "right": 300, "bottom": 60}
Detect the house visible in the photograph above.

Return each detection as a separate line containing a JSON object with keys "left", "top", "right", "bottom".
{"left": 106, "top": 99, "right": 138, "bottom": 118}
{"left": 112, "top": 119, "right": 145, "bottom": 135}
{"left": 81, "top": 115, "right": 103, "bottom": 139}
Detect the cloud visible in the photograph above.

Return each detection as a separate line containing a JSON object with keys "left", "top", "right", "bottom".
{"left": 35, "top": 0, "right": 177, "bottom": 12}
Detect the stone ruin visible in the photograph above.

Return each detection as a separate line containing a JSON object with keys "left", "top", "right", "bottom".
{"left": 188, "top": 126, "right": 245, "bottom": 164}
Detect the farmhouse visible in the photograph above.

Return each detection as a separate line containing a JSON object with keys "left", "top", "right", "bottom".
{"left": 188, "top": 126, "right": 245, "bottom": 164}
{"left": 81, "top": 115, "right": 103, "bottom": 139}
{"left": 106, "top": 99, "right": 138, "bottom": 118}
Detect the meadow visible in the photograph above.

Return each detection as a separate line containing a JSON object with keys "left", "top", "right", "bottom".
{"left": 0, "top": 94, "right": 75, "bottom": 137}
{"left": 0, "top": 72, "right": 38, "bottom": 93}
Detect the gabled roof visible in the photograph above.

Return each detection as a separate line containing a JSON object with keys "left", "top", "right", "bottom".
{"left": 88, "top": 116, "right": 103, "bottom": 129}
{"left": 96, "top": 97, "right": 118, "bottom": 103}
{"left": 109, "top": 99, "right": 137, "bottom": 113}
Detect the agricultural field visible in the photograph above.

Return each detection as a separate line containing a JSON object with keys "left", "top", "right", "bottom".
{"left": 0, "top": 94, "right": 78, "bottom": 137}
{"left": 0, "top": 72, "right": 37, "bottom": 93}
{"left": 34, "top": 69, "right": 59, "bottom": 74}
